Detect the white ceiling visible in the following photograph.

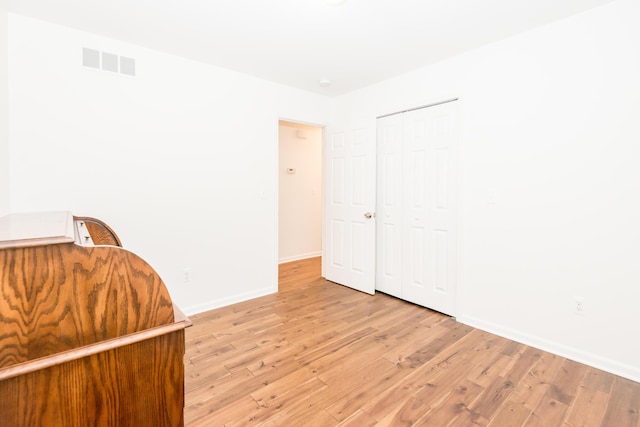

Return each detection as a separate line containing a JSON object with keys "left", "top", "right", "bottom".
{"left": 6, "top": 0, "right": 617, "bottom": 96}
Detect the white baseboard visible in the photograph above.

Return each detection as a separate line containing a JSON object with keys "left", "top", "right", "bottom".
{"left": 457, "top": 314, "right": 640, "bottom": 384}
{"left": 278, "top": 251, "right": 322, "bottom": 264}
{"left": 181, "top": 285, "right": 277, "bottom": 316}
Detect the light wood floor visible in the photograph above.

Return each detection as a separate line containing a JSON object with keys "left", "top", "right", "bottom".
{"left": 184, "top": 257, "right": 640, "bottom": 426}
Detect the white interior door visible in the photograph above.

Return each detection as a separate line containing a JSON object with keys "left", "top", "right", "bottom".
{"left": 402, "top": 101, "right": 458, "bottom": 315}
{"left": 375, "top": 100, "right": 459, "bottom": 316}
{"left": 375, "top": 113, "right": 404, "bottom": 298}
{"left": 323, "top": 120, "right": 376, "bottom": 294}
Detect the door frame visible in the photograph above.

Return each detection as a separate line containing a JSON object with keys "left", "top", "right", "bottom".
{"left": 276, "top": 117, "right": 326, "bottom": 286}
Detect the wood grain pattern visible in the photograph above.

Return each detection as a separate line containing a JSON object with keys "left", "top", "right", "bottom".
{"left": 0, "top": 329, "right": 185, "bottom": 427}
{"left": 184, "top": 257, "right": 640, "bottom": 426}
{"left": 0, "top": 316, "right": 189, "bottom": 381}
{"left": 1, "top": 212, "right": 188, "bottom": 427}
{"left": 0, "top": 242, "right": 175, "bottom": 368}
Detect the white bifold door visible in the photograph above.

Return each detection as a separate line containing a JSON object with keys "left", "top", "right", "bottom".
{"left": 323, "top": 120, "right": 376, "bottom": 295}
{"left": 376, "top": 100, "right": 459, "bottom": 316}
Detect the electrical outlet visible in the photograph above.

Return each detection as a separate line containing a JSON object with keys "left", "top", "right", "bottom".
{"left": 183, "top": 268, "right": 191, "bottom": 283}
{"left": 574, "top": 296, "right": 584, "bottom": 315}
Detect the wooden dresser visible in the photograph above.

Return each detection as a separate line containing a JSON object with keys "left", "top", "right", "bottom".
{"left": 0, "top": 211, "right": 191, "bottom": 427}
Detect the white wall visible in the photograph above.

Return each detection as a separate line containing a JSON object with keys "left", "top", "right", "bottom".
{"left": 7, "top": 14, "right": 333, "bottom": 314}
{"left": 278, "top": 123, "right": 322, "bottom": 263}
{"left": 6, "top": 0, "right": 640, "bottom": 384}
{"left": 336, "top": 0, "right": 640, "bottom": 382}
{"left": 0, "top": 0, "right": 8, "bottom": 216}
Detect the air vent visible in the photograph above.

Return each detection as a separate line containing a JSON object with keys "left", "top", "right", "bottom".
{"left": 82, "top": 48, "right": 100, "bottom": 69}
{"left": 82, "top": 47, "right": 136, "bottom": 77}
{"left": 101, "top": 52, "right": 118, "bottom": 72}
{"left": 119, "top": 56, "right": 136, "bottom": 76}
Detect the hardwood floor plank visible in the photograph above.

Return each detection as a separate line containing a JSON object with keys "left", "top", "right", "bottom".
{"left": 380, "top": 322, "right": 450, "bottom": 365}
{"left": 314, "top": 335, "right": 401, "bottom": 385}
{"left": 563, "top": 386, "right": 609, "bottom": 427}
{"left": 279, "top": 411, "right": 339, "bottom": 427}
{"left": 397, "top": 322, "right": 475, "bottom": 370}
{"left": 185, "top": 358, "right": 231, "bottom": 394}
{"left": 467, "top": 346, "right": 544, "bottom": 422}
{"left": 185, "top": 368, "right": 257, "bottom": 422}
{"left": 484, "top": 350, "right": 565, "bottom": 427}
{"left": 513, "top": 351, "right": 566, "bottom": 412}
{"left": 582, "top": 367, "right": 615, "bottom": 393}
{"left": 325, "top": 359, "right": 413, "bottom": 421}
{"left": 414, "top": 379, "right": 485, "bottom": 427}
{"left": 187, "top": 395, "right": 259, "bottom": 427}
{"left": 308, "top": 357, "right": 402, "bottom": 419}
{"left": 467, "top": 352, "right": 514, "bottom": 389}
{"left": 363, "top": 330, "right": 484, "bottom": 423}
{"left": 523, "top": 394, "right": 570, "bottom": 427}
{"left": 517, "top": 358, "right": 587, "bottom": 427}
{"left": 467, "top": 374, "right": 515, "bottom": 420}
{"left": 250, "top": 366, "right": 317, "bottom": 404}
{"left": 229, "top": 377, "right": 328, "bottom": 426}
{"left": 268, "top": 382, "right": 343, "bottom": 426}
{"left": 223, "top": 343, "right": 279, "bottom": 373}
{"left": 485, "top": 400, "right": 533, "bottom": 427}
{"left": 599, "top": 377, "right": 640, "bottom": 427}
{"left": 182, "top": 257, "right": 640, "bottom": 427}
{"left": 360, "top": 366, "right": 437, "bottom": 422}
{"left": 296, "top": 327, "right": 378, "bottom": 371}
{"left": 337, "top": 409, "right": 379, "bottom": 427}
{"left": 547, "top": 359, "right": 588, "bottom": 406}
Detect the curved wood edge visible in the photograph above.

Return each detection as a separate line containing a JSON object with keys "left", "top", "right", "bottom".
{"left": 0, "top": 243, "right": 178, "bottom": 367}
{"left": 0, "top": 308, "right": 191, "bottom": 382}
{"left": 73, "top": 216, "right": 123, "bottom": 247}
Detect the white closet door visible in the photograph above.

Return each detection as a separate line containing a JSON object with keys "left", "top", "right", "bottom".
{"left": 375, "top": 100, "right": 459, "bottom": 316}
{"left": 375, "top": 114, "right": 404, "bottom": 298}
{"left": 323, "top": 121, "right": 376, "bottom": 295}
{"left": 402, "top": 102, "right": 458, "bottom": 315}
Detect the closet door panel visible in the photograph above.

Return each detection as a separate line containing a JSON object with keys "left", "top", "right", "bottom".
{"left": 403, "top": 102, "right": 458, "bottom": 315}
{"left": 402, "top": 111, "right": 431, "bottom": 306}
{"left": 375, "top": 115, "right": 403, "bottom": 297}
{"left": 375, "top": 100, "right": 458, "bottom": 316}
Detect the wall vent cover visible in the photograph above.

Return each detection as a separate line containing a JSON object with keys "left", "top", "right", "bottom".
{"left": 82, "top": 47, "right": 136, "bottom": 77}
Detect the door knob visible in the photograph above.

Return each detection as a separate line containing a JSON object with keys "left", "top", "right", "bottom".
{"left": 364, "top": 212, "right": 375, "bottom": 219}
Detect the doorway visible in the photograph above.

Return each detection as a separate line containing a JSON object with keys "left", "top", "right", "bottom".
{"left": 278, "top": 120, "right": 323, "bottom": 264}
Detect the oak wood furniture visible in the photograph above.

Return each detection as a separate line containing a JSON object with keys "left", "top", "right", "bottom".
{"left": 0, "top": 211, "right": 191, "bottom": 427}
{"left": 73, "top": 215, "right": 123, "bottom": 247}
